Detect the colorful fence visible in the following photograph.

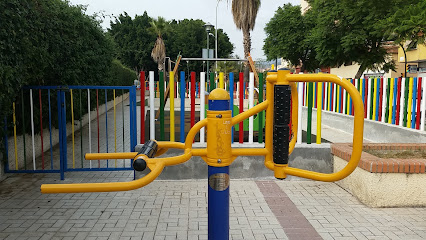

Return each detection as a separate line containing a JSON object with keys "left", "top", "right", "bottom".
{"left": 2, "top": 86, "right": 137, "bottom": 179}
{"left": 139, "top": 71, "right": 266, "bottom": 144}
{"left": 300, "top": 77, "right": 426, "bottom": 143}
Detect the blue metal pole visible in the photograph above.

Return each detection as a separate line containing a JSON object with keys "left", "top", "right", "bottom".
{"left": 208, "top": 95, "right": 230, "bottom": 240}
{"left": 105, "top": 89, "right": 108, "bottom": 168}
{"left": 180, "top": 71, "right": 185, "bottom": 143}
{"left": 58, "top": 91, "right": 65, "bottom": 180}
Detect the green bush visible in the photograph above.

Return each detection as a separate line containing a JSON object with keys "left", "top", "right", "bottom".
{"left": 0, "top": 0, "right": 135, "bottom": 157}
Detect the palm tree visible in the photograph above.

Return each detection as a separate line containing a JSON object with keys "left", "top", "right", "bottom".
{"left": 231, "top": 0, "right": 261, "bottom": 79}
{"left": 150, "top": 17, "right": 168, "bottom": 71}
{"left": 231, "top": 0, "right": 260, "bottom": 59}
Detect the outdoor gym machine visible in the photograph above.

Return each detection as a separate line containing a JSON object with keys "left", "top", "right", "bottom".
{"left": 41, "top": 69, "right": 365, "bottom": 240}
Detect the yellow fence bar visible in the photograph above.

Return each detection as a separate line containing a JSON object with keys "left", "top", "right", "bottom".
{"left": 407, "top": 77, "right": 414, "bottom": 127}
{"left": 170, "top": 72, "right": 175, "bottom": 141}
{"left": 316, "top": 82, "right": 322, "bottom": 144}
{"left": 219, "top": 72, "right": 224, "bottom": 89}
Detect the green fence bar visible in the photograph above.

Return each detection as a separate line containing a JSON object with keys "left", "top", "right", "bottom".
{"left": 385, "top": 78, "right": 391, "bottom": 120}
{"left": 210, "top": 72, "right": 215, "bottom": 92}
{"left": 403, "top": 78, "right": 409, "bottom": 126}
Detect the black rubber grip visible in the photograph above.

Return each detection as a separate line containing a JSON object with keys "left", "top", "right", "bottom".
{"left": 138, "top": 140, "right": 158, "bottom": 158}
{"left": 132, "top": 140, "right": 158, "bottom": 172}
{"left": 273, "top": 85, "right": 291, "bottom": 165}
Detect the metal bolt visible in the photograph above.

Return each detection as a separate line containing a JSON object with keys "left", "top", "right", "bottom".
{"left": 217, "top": 159, "right": 222, "bottom": 163}
{"left": 216, "top": 114, "right": 222, "bottom": 118}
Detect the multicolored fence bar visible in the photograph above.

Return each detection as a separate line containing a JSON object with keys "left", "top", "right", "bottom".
{"left": 301, "top": 77, "right": 426, "bottom": 144}
{"left": 2, "top": 85, "right": 137, "bottom": 179}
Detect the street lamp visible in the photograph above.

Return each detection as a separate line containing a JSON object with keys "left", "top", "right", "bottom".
{"left": 204, "top": 22, "right": 214, "bottom": 84}
{"left": 215, "top": 1, "right": 220, "bottom": 74}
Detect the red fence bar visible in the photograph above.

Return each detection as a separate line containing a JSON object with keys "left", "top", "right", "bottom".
{"left": 239, "top": 72, "right": 244, "bottom": 143}
{"left": 39, "top": 89, "right": 45, "bottom": 170}
{"left": 190, "top": 72, "right": 195, "bottom": 129}
{"left": 140, "top": 71, "right": 145, "bottom": 144}
{"left": 416, "top": 77, "right": 423, "bottom": 129}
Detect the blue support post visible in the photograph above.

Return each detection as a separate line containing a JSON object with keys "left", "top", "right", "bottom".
{"left": 208, "top": 94, "right": 230, "bottom": 240}
{"left": 229, "top": 72, "right": 234, "bottom": 143}
{"left": 105, "top": 89, "right": 109, "bottom": 168}
{"left": 180, "top": 71, "right": 185, "bottom": 143}
{"left": 130, "top": 86, "right": 137, "bottom": 152}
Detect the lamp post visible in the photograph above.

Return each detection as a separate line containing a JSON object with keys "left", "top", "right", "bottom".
{"left": 215, "top": 1, "right": 219, "bottom": 74}
{"left": 204, "top": 22, "right": 214, "bottom": 84}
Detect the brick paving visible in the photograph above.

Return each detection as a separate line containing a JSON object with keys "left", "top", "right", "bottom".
{"left": 1, "top": 172, "right": 426, "bottom": 239}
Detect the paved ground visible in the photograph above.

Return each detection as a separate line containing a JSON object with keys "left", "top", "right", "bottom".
{"left": 1, "top": 172, "right": 426, "bottom": 240}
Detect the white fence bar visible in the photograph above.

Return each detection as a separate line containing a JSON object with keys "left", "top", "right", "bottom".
{"left": 149, "top": 71, "right": 155, "bottom": 140}
{"left": 200, "top": 72, "right": 205, "bottom": 143}
{"left": 366, "top": 78, "right": 371, "bottom": 119}
{"left": 399, "top": 78, "right": 406, "bottom": 126}
{"left": 421, "top": 77, "right": 426, "bottom": 131}
{"left": 381, "top": 78, "right": 387, "bottom": 123}
{"left": 297, "top": 82, "right": 303, "bottom": 144}
{"left": 87, "top": 89, "right": 92, "bottom": 168}
{"left": 30, "top": 89, "right": 36, "bottom": 170}
{"left": 248, "top": 72, "right": 254, "bottom": 143}
{"left": 343, "top": 83, "right": 347, "bottom": 114}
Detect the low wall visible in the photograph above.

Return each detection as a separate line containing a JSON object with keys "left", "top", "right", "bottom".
{"left": 332, "top": 143, "right": 426, "bottom": 207}
{"left": 135, "top": 143, "right": 332, "bottom": 180}
{"left": 303, "top": 107, "right": 426, "bottom": 143}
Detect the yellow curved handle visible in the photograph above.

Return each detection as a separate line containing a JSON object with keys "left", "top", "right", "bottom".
{"left": 282, "top": 73, "right": 364, "bottom": 182}
{"left": 40, "top": 120, "right": 207, "bottom": 194}
{"left": 41, "top": 158, "right": 165, "bottom": 193}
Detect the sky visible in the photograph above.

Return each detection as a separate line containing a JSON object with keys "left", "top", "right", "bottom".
{"left": 69, "top": 0, "right": 300, "bottom": 60}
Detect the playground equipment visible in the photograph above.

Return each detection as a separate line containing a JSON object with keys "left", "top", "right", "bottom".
{"left": 41, "top": 69, "right": 365, "bottom": 240}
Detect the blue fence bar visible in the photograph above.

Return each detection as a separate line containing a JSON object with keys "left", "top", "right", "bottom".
{"left": 180, "top": 71, "right": 185, "bottom": 143}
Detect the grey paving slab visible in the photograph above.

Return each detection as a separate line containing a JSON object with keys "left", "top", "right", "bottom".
{"left": 0, "top": 172, "right": 286, "bottom": 240}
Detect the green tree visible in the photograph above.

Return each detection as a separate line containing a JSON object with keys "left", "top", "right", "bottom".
{"left": 378, "top": 1, "right": 426, "bottom": 77}
{"left": 231, "top": 0, "right": 261, "bottom": 80}
{"left": 307, "top": 0, "right": 417, "bottom": 79}
{"left": 166, "top": 19, "right": 234, "bottom": 73}
{"left": 109, "top": 12, "right": 156, "bottom": 71}
{"left": 263, "top": 4, "right": 319, "bottom": 72}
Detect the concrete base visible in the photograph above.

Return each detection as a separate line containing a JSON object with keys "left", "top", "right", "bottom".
{"left": 304, "top": 107, "right": 426, "bottom": 143}
{"left": 334, "top": 156, "right": 426, "bottom": 207}
{"left": 135, "top": 143, "right": 332, "bottom": 180}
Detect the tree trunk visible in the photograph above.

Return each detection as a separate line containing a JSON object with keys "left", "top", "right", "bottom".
{"left": 243, "top": 28, "right": 251, "bottom": 82}
{"left": 400, "top": 43, "right": 407, "bottom": 78}
{"left": 354, "top": 64, "right": 366, "bottom": 79}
